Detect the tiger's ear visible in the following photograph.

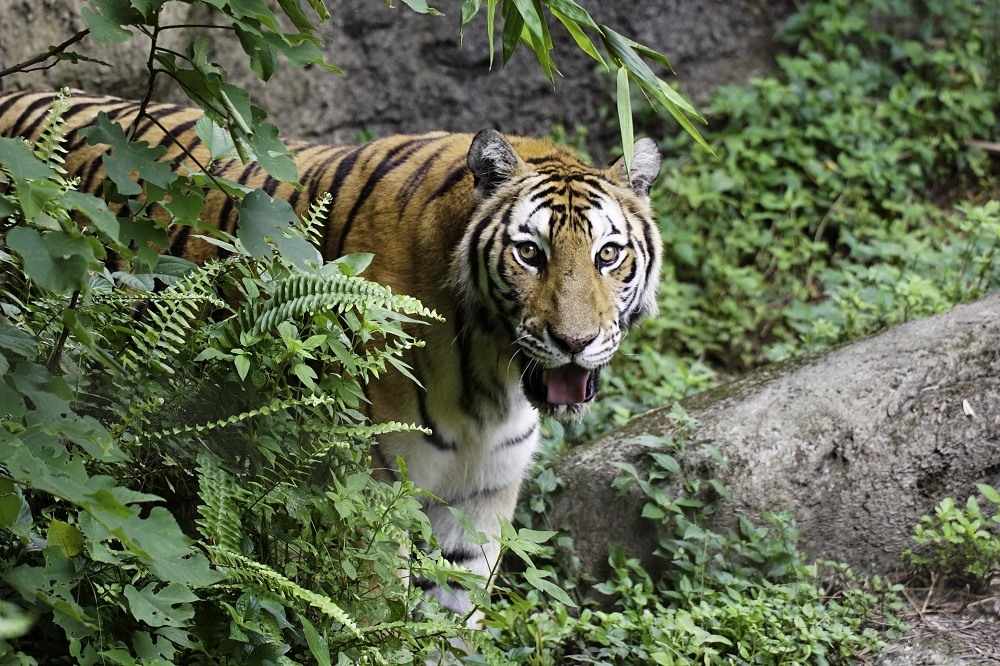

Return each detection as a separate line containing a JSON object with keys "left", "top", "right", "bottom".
{"left": 468, "top": 129, "right": 522, "bottom": 199}
{"left": 609, "top": 137, "right": 661, "bottom": 198}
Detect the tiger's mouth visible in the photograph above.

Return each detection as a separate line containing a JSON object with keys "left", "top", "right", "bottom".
{"left": 522, "top": 361, "right": 599, "bottom": 412}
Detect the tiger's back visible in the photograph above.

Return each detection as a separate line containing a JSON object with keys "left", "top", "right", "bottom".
{"left": 0, "top": 89, "right": 663, "bottom": 616}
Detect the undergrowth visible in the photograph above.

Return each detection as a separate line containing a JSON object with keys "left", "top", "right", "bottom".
{"left": 497, "top": 412, "right": 907, "bottom": 665}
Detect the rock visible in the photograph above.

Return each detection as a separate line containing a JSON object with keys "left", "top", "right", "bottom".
{"left": 549, "top": 293, "right": 1000, "bottom": 584}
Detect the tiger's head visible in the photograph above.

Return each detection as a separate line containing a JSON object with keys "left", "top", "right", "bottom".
{"left": 454, "top": 129, "right": 662, "bottom": 418}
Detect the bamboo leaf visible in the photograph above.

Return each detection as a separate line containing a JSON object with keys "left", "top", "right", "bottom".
{"left": 616, "top": 66, "right": 634, "bottom": 182}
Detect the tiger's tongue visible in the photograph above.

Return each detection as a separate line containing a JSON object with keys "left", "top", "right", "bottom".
{"left": 546, "top": 364, "right": 591, "bottom": 405}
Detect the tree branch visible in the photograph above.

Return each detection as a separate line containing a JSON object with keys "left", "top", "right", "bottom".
{"left": 0, "top": 29, "right": 91, "bottom": 80}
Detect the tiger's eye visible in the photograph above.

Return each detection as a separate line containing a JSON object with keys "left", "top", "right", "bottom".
{"left": 516, "top": 242, "right": 542, "bottom": 265}
{"left": 598, "top": 244, "right": 620, "bottom": 265}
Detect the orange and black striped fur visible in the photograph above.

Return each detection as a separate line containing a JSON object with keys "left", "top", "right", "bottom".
{"left": 0, "top": 90, "right": 663, "bottom": 615}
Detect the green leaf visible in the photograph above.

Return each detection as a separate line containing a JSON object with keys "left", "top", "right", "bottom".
{"left": 978, "top": 484, "right": 1000, "bottom": 505}
{"left": 300, "top": 614, "right": 332, "bottom": 666}
{"left": 6, "top": 227, "right": 95, "bottom": 292}
{"left": 617, "top": 66, "right": 634, "bottom": 182}
{"left": 276, "top": 0, "right": 319, "bottom": 33}
{"left": 510, "top": 0, "right": 551, "bottom": 73}
{"left": 550, "top": 7, "right": 605, "bottom": 69}
{"left": 79, "top": 113, "right": 175, "bottom": 196}
{"left": 47, "top": 520, "right": 85, "bottom": 557}
{"left": 501, "top": 0, "right": 525, "bottom": 66}
{"left": 0, "top": 480, "right": 20, "bottom": 531}
{"left": 236, "top": 189, "right": 315, "bottom": 267}
{"left": 124, "top": 582, "right": 198, "bottom": 627}
{"left": 235, "top": 22, "right": 280, "bottom": 81}
{"left": 234, "top": 354, "right": 251, "bottom": 380}
{"left": 80, "top": 0, "right": 137, "bottom": 45}
{"left": 400, "top": 0, "right": 443, "bottom": 16}
{"left": 332, "top": 252, "right": 374, "bottom": 276}
{"left": 448, "top": 507, "right": 489, "bottom": 546}
{"left": 0, "top": 325, "right": 39, "bottom": 358}
{"left": 461, "top": 0, "right": 483, "bottom": 25}
{"left": 543, "top": 0, "right": 597, "bottom": 28}
{"left": 523, "top": 567, "right": 576, "bottom": 607}
{"left": 60, "top": 190, "right": 121, "bottom": 245}
{"left": 600, "top": 25, "right": 710, "bottom": 153}
{"left": 486, "top": 0, "right": 498, "bottom": 67}
{"left": 0, "top": 137, "right": 55, "bottom": 180}
{"left": 194, "top": 116, "right": 237, "bottom": 161}
{"left": 245, "top": 115, "right": 297, "bottom": 182}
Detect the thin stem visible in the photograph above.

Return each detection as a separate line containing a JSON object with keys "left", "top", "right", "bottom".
{"left": 47, "top": 290, "right": 81, "bottom": 373}
{"left": 0, "top": 29, "right": 90, "bottom": 79}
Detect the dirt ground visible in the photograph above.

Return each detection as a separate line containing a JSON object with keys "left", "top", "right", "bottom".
{"left": 877, "top": 583, "right": 1000, "bottom": 665}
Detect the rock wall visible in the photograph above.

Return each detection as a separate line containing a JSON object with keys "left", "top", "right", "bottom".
{"left": 0, "top": 0, "right": 795, "bottom": 156}
{"left": 549, "top": 293, "right": 1000, "bottom": 584}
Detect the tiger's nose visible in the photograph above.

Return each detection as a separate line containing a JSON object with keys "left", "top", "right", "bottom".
{"left": 547, "top": 326, "right": 598, "bottom": 354}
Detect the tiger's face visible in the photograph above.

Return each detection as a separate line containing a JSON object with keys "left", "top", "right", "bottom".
{"left": 456, "top": 130, "right": 662, "bottom": 418}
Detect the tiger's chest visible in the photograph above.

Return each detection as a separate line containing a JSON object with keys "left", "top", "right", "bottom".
{"left": 368, "top": 323, "right": 540, "bottom": 503}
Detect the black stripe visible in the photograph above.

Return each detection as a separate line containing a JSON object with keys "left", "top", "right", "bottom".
{"left": 496, "top": 422, "right": 538, "bottom": 450}
{"left": 334, "top": 138, "right": 436, "bottom": 257}
{"left": 7, "top": 94, "right": 63, "bottom": 138}
{"left": 0, "top": 93, "right": 30, "bottom": 123}
{"left": 425, "top": 159, "right": 468, "bottom": 202}
{"left": 417, "top": 387, "right": 456, "bottom": 452}
{"left": 399, "top": 146, "right": 446, "bottom": 212}
{"left": 287, "top": 145, "right": 353, "bottom": 213}
{"left": 441, "top": 546, "right": 479, "bottom": 564}
{"left": 325, "top": 145, "right": 366, "bottom": 256}
{"left": 158, "top": 117, "right": 200, "bottom": 153}
{"left": 261, "top": 175, "right": 279, "bottom": 195}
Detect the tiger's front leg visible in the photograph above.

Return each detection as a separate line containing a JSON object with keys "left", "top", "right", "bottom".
{"left": 417, "top": 482, "right": 521, "bottom": 620}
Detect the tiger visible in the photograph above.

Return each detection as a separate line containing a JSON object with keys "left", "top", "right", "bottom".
{"left": 0, "top": 89, "right": 662, "bottom": 617}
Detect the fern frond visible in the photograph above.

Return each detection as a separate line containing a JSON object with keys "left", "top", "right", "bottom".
{"left": 297, "top": 192, "right": 332, "bottom": 248}
{"left": 237, "top": 270, "right": 440, "bottom": 338}
{"left": 195, "top": 454, "right": 244, "bottom": 551}
{"left": 114, "top": 262, "right": 228, "bottom": 376}
{"left": 32, "top": 87, "right": 71, "bottom": 172}
{"left": 211, "top": 547, "right": 361, "bottom": 637}
{"left": 134, "top": 393, "right": 342, "bottom": 445}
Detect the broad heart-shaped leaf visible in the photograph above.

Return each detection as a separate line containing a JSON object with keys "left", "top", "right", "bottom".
{"left": 5, "top": 227, "right": 95, "bottom": 293}
{"left": 48, "top": 519, "right": 85, "bottom": 557}
{"left": 246, "top": 112, "right": 297, "bottom": 182}
{"left": 79, "top": 113, "right": 175, "bottom": 196}
{"left": 116, "top": 216, "right": 171, "bottom": 267}
{"left": 236, "top": 189, "right": 315, "bottom": 268}
{"left": 80, "top": 0, "right": 137, "bottom": 45}
{"left": 124, "top": 582, "right": 198, "bottom": 627}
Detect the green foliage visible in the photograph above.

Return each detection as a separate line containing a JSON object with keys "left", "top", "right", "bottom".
{"left": 0, "top": 85, "right": 582, "bottom": 666}
{"left": 458, "top": 0, "right": 708, "bottom": 154}
{"left": 573, "top": 0, "right": 1000, "bottom": 437}
{"left": 903, "top": 484, "right": 1000, "bottom": 592}
{"left": 495, "top": 418, "right": 907, "bottom": 664}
